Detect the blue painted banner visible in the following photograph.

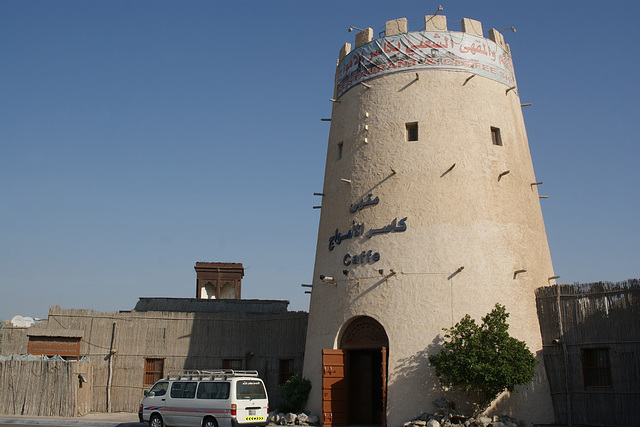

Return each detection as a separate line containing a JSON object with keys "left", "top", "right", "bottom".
{"left": 337, "top": 31, "right": 516, "bottom": 98}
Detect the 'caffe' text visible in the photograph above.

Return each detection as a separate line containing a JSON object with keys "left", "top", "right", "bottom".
{"left": 343, "top": 250, "right": 381, "bottom": 266}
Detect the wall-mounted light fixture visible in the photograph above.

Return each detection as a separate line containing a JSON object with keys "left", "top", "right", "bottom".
{"left": 499, "top": 27, "right": 516, "bottom": 33}
{"left": 329, "top": 98, "right": 341, "bottom": 103}
{"left": 348, "top": 26, "right": 364, "bottom": 32}
{"left": 506, "top": 86, "right": 517, "bottom": 94}
{"left": 434, "top": 5, "right": 444, "bottom": 16}
{"left": 360, "top": 82, "right": 371, "bottom": 89}
{"left": 341, "top": 178, "right": 352, "bottom": 184}
{"left": 319, "top": 275, "right": 337, "bottom": 286}
{"left": 548, "top": 275, "right": 560, "bottom": 282}
{"left": 521, "top": 103, "right": 532, "bottom": 107}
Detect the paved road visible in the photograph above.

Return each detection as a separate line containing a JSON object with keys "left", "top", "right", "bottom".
{"left": 0, "top": 413, "right": 145, "bottom": 427}
{"left": 0, "top": 423, "right": 145, "bottom": 427}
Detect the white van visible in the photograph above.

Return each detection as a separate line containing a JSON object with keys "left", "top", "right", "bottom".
{"left": 139, "top": 370, "right": 269, "bottom": 427}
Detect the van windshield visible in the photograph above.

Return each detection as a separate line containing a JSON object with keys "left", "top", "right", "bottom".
{"left": 236, "top": 380, "right": 266, "bottom": 399}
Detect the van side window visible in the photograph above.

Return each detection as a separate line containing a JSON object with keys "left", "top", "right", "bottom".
{"left": 171, "top": 381, "right": 197, "bottom": 399}
{"left": 149, "top": 381, "right": 168, "bottom": 397}
{"left": 197, "top": 381, "right": 231, "bottom": 399}
{"left": 237, "top": 380, "right": 267, "bottom": 399}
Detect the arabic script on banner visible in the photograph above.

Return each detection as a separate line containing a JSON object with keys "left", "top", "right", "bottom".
{"left": 337, "top": 31, "right": 516, "bottom": 98}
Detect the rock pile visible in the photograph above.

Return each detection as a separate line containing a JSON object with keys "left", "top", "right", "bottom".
{"left": 267, "top": 411, "right": 320, "bottom": 426}
{"left": 403, "top": 399, "right": 527, "bottom": 427}
{"left": 404, "top": 413, "right": 526, "bottom": 427}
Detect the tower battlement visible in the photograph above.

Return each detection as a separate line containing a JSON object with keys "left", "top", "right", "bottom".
{"left": 336, "top": 16, "right": 514, "bottom": 98}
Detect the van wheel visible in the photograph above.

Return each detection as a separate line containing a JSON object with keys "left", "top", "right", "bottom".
{"left": 150, "top": 414, "right": 164, "bottom": 427}
{"left": 203, "top": 417, "right": 218, "bottom": 427}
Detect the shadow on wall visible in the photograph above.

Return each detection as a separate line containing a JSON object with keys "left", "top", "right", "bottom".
{"left": 389, "top": 337, "right": 548, "bottom": 421}
{"left": 181, "top": 303, "right": 308, "bottom": 412}
{"left": 386, "top": 336, "right": 460, "bottom": 420}
{"left": 490, "top": 349, "right": 552, "bottom": 420}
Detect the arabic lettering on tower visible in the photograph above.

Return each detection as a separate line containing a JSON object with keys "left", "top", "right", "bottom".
{"left": 328, "top": 194, "right": 409, "bottom": 267}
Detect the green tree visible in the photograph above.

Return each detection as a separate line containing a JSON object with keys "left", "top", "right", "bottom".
{"left": 428, "top": 304, "right": 536, "bottom": 415}
{"left": 278, "top": 375, "right": 312, "bottom": 413}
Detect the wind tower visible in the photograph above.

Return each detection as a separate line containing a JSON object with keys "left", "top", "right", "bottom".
{"left": 303, "top": 14, "right": 555, "bottom": 426}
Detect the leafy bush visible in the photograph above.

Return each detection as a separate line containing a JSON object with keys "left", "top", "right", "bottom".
{"left": 428, "top": 303, "right": 536, "bottom": 415}
{"left": 278, "top": 375, "right": 312, "bottom": 413}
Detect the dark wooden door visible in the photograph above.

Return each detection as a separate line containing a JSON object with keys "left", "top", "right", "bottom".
{"left": 322, "top": 349, "right": 348, "bottom": 426}
{"left": 350, "top": 350, "right": 373, "bottom": 424}
{"left": 381, "top": 346, "right": 387, "bottom": 427}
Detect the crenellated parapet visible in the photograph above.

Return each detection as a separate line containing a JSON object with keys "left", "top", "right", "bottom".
{"left": 336, "top": 15, "right": 516, "bottom": 98}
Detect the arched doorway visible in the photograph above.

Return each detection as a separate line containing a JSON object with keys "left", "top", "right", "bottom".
{"left": 322, "top": 316, "right": 388, "bottom": 427}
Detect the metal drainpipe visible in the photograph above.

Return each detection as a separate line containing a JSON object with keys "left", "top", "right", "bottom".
{"left": 555, "top": 285, "right": 572, "bottom": 427}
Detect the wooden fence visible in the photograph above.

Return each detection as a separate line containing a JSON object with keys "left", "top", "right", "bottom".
{"left": 0, "top": 359, "right": 92, "bottom": 417}
{"left": 535, "top": 279, "right": 640, "bottom": 426}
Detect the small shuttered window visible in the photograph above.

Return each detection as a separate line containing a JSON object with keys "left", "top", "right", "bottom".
{"left": 582, "top": 348, "right": 612, "bottom": 388}
{"left": 144, "top": 358, "right": 164, "bottom": 386}
{"left": 406, "top": 122, "right": 418, "bottom": 142}
{"left": 491, "top": 126, "right": 503, "bottom": 146}
{"left": 222, "top": 359, "right": 243, "bottom": 370}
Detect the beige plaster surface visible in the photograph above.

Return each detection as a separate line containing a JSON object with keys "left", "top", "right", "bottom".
{"left": 303, "top": 28, "right": 555, "bottom": 426}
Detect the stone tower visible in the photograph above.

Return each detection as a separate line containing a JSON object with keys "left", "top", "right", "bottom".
{"left": 302, "top": 15, "right": 555, "bottom": 426}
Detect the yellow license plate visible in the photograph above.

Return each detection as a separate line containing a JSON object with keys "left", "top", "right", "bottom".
{"left": 245, "top": 416, "right": 264, "bottom": 421}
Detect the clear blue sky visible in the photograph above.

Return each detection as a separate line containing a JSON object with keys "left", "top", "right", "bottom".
{"left": 2, "top": 1, "right": 638, "bottom": 322}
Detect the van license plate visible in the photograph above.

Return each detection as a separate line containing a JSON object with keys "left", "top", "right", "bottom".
{"left": 249, "top": 410, "right": 256, "bottom": 416}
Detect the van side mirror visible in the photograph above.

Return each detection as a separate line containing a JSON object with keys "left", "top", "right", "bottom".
{"left": 144, "top": 390, "right": 150, "bottom": 397}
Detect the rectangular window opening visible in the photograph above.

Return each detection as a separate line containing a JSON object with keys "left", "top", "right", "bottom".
{"left": 222, "top": 359, "right": 243, "bottom": 370}
{"left": 144, "top": 358, "right": 165, "bottom": 386}
{"left": 406, "top": 122, "right": 418, "bottom": 142}
{"left": 278, "top": 358, "right": 294, "bottom": 385}
{"left": 337, "top": 142, "right": 343, "bottom": 160}
{"left": 582, "top": 348, "right": 612, "bottom": 388}
{"left": 491, "top": 126, "right": 503, "bottom": 146}
{"left": 28, "top": 336, "right": 81, "bottom": 360}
